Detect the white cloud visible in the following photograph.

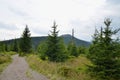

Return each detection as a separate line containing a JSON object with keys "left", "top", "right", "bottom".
{"left": 0, "top": 0, "right": 119, "bottom": 41}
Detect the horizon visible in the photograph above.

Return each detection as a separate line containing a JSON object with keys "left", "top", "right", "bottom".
{"left": 0, "top": 34, "right": 91, "bottom": 42}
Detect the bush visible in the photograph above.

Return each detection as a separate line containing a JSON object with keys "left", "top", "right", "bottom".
{"left": 26, "top": 54, "right": 94, "bottom": 80}
{"left": 67, "top": 42, "right": 79, "bottom": 57}
{"left": 37, "top": 41, "right": 48, "bottom": 60}
{"left": 58, "top": 66, "right": 74, "bottom": 77}
{"left": 4, "top": 51, "right": 17, "bottom": 55}
{"left": 0, "top": 53, "right": 11, "bottom": 74}
{"left": 0, "top": 54, "right": 11, "bottom": 64}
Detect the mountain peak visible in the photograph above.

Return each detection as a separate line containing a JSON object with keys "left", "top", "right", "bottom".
{"left": 60, "top": 34, "right": 72, "bottom": 37}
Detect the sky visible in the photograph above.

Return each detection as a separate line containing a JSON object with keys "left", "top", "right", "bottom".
{"left": 0, "top": 0, "right": 120, "bottom": 41}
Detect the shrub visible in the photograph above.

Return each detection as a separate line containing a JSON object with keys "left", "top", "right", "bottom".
{"left": 58, "top": 66, "right": 73, "bottom": 77}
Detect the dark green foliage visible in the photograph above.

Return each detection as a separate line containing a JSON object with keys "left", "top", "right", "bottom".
{"left": 12, "top": 38, "right": 19, "bottom": 52}
{"left": 78, "top": 46, "right": 86, "bottom": 54}
{"left": 19, "top": 25, "right": 32, "bottom": 53}
{"left": 67, "top": 42, "right": 79, "bottom": 57}
{"left": 4, "top": 43, "right": 8, "bottom": 52}
{"left": 37, "top": 41, "right": 48, "bottom": 60}
{"left": 58, "top": 66, "right": 73, "bottom": 77}
{"left": 0, "top": 42, "right": 6, "bottom": 52}
{"left": 9, "top": 43, "right": 14, "bottom": 51}
{"left": 0, "top": 42, "right": 7, "bottom": 52}
{"left": 88, "top": 18, "right": 120, "bottom": 80}
{"left": 45, "top": 22, "right": 68, "bottom": 62}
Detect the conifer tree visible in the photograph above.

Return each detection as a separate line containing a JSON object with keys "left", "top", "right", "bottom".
{"left": 67, "top": 42, "right": 78, "bottom": 57}
{"left": 4, "top": 43, "right": 8, "bottom": 52}
{"left": 12, "top": 38, "right": 19, "bottom": 52}
{"left": 88, "top": 18, "right": 120, "bottom": 80}
{"left": 92, "top": 27, "right": 99, "bottom": 44}
{"left": 37, "top": 41, "right": 48, "bottom": 60}
{"left": 46, "top": 22, "right": 68, "bottom": 62}
{"left": 19, "top": 25, "right": 32, "bottom": 53}
{"left": 67, "top": 29, "right": 79, "bottom": 57}
{"left": 78, "top": 46, "right": 86, "bottom": 54}
{"left": 0, "top": 42, "right": 5, "bottom": 52}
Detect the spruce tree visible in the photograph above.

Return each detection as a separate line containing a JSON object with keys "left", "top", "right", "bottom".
{"left": 0, "top": 42, "right": 5, "bottom": 52}
{"left": 46, "top": 22, "right": 68, "bottom": 62}
{"left": 37, "top": 41, "right": 48, "bottom": 60}
{"left": 12, "top": 38, "right": 19, "bottom": 52}
{"left": 88, "top": 18, "right": 120, "bottom": 80}
{"left": 67, "top": 29, "right": 79, "bottom": 57}
{"left": 4, "top": 43, "right": 8, "bottom": 52}
{"left": 19, "top": 25, "right": 32, "bottom": 54}
{"left": 78, "top": 46, "right": 86, "bottom": 54}
{"left": 67, "top": 42, "right": 78, "bottom": 57}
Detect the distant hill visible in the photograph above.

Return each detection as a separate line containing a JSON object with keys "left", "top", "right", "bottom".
{"left": 61, "top": 34, "right": 91, "bottom": 47}
{"left": 2, "top": 34, "right": 91, "bottom": 49}
{"left": 31, "top": 34, "right": 91, "bottom": 48}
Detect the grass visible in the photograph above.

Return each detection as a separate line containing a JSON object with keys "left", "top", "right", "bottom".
{"left": 0, "top": 51, "right": 16, "bottom": 74}
{"left": 26, "top": 54, "right": 94, "bottom": 80}
{"left": 26, "top": 69, "right": 33, "bottom": 79}
{"left": 0, "top": 54, "right": 11, "bottom": 74}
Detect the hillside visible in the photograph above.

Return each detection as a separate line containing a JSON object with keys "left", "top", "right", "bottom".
{"left": 2, "top": 34, "right": 91, "bottom": 49}
{"left": 61, "top": 34, "right": 90, "bottom": 47}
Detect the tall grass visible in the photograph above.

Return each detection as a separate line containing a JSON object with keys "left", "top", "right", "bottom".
{"left": 26, "top": 54, "right": 94, "bottom": 80}
{"left": 0, "top": 51, "right": 16, "bottom": 74}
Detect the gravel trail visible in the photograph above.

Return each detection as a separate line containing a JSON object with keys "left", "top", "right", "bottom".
{"left": 0, "top": 54, "right": 49, "bottom": 80}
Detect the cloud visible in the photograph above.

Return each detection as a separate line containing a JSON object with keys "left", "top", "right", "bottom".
{"left": 107, "top": 0, "right": 120, "bottom": 5}
{"left": 0, "top": 22, "right": 18, "bottom": 30}
{"left": 0, "top": 0, "right": 120, "bottom": 41}
{"left": 8, "top": 7, "right": 27, "bottom": 17}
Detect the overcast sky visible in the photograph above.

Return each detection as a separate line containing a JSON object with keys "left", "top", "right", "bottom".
{"left": 0, "top": 0, "right": 120, "bottom": 41}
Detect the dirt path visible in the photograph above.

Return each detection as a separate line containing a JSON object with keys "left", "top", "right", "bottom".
{"left": 0, "top": 54, "right": 49, "bottom": 80}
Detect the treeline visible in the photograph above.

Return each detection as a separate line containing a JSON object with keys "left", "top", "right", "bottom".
{"left": 0, "top": 25, "right": 32, "bottom": 54}
{"left": 0, "top": 18, "right": 120, "bottom": 80}
{"left": 0, "top": 38, "right": 19, "bottom": 52}
{"left": 0, "top": 22, "right": 86, "bottom": 59}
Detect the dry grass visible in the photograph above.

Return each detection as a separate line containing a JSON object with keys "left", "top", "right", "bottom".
{"left": 0, "top": 53, "right": 12, "bottom": 74}
{"left": 26, "top": 54, "right": 94, "bottom": 80}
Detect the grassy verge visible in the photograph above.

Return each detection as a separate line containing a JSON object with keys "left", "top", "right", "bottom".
{"left": 0, "top": 52, "right": 16, "bottom": 74}
{"left": 0, "top": 54, "right": 11, "bottom": 74}
{"left": 26, "top": 54, "right": 94, "bottom": 80}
